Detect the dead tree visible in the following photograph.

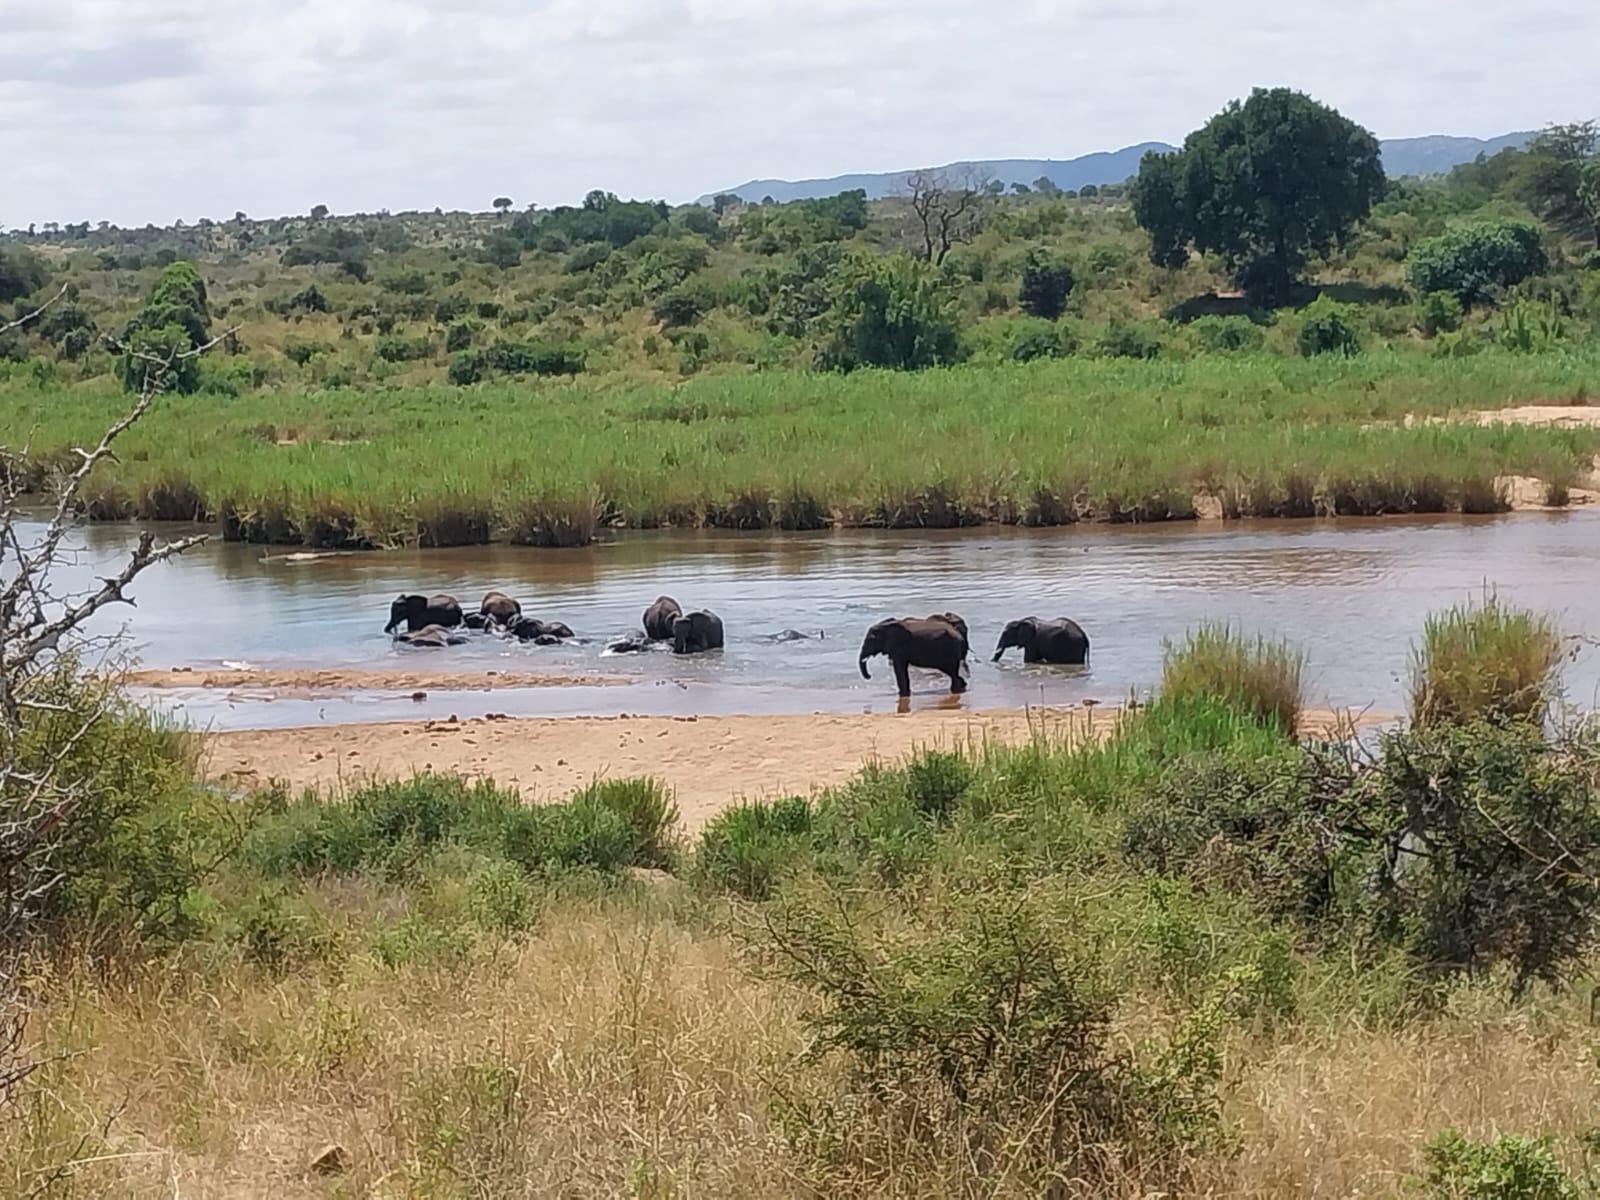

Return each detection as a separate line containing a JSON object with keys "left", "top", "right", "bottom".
{"left": 0, "top": 302, "right": 224, "bottom": 1110}
{"left": 904, "top": 167, "right": 993, "bottom": 265}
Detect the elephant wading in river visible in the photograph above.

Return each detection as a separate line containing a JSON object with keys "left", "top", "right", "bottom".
{"left": 507, "top": 615, "right": 575, "bottom": 643}
{"left": 643, "top": 596, "right": 682, "bottom": 641}
{"left": 993, "top": 617, "right": 1090, "bottom": 665}
{"left": 859, "top": 614, "right": 970, "bottom": 697}
{"left": 470, "top": 590, "right": 522, "bottom": 630}
{"left": 386, "top": 593, "right": 464, "bottom": 634}
{"left": 673, "top": 610, "right": 724, "bottom": 654}
{"left": 395, "top": 624, "right": 466, "bottom": 648}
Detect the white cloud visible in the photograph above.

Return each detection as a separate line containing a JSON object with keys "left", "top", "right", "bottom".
{"left": 0, "top": 0, "right": 1592, "bottom": 226}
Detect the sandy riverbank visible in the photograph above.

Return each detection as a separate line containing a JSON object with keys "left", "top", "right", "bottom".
{"left": 203, "top": 704, "right": 1387, "bottom": 833}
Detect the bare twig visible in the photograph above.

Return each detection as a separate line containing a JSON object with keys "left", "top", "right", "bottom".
{"left": 0, "top": 284, "right": 69, "bottom": 337}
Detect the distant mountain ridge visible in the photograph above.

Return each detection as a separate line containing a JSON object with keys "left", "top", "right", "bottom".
{"left": 702, "top": 131, "right": 1535, "bottom": 204}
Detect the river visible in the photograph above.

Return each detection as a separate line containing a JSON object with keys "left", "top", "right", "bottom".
{"left": 27, "top": 512, "right": 1600, "bottom": 730}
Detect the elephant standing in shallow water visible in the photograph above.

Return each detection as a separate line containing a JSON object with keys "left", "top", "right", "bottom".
{"left": 507, "top": 616, "right": 575, "bottom": 643}
{"left": 643, "top": 596, "right": 682, "bottom": 641}
{"left": 386, "top": 593, "right": 463, "bottom": 634}
{"left": 395, "top": 624, "right": 466, "bottom": 648}
{"left": 858, "top": 614, "right": 969, "bottom": 697}
{"left": 673, "top": 610, "right": 724, "bottom": 654}
{"left": 992, "top": 617, "right": 1090, "bottom": 665}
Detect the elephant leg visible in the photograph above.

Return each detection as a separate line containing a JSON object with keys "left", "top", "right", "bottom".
{"left": 947, "top": 667, "right": 968, "bottom": 693}
{"left": 892, "top": 658, "right": 912, "bottom": 697}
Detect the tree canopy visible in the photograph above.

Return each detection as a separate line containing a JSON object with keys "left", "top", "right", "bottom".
{"left": 1131, "top": 88, "right": 1386, "bottom": 304}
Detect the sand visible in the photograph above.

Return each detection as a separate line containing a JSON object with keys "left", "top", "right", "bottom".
{"left": 204, "top": 704, "right": 1385, "bottom": 833}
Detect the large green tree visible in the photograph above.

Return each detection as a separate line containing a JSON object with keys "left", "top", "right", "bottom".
{"left": 1131, "top": 88, "right": 1386, "bottom": 304}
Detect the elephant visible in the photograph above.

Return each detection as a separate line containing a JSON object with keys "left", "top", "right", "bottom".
{"left": 673, "top": 610, "right": 724, "bottom": 655}
{"left": 506, "top": 616, "right": 575, "bottom": 642}
{"left": 479, "top": 590, "right": 522, "bottom": 628}
{"left": 859, "top": 615, "right": 970, "bottom": 697}
{"left": 992, "top": 616, "right": 1091, "bottom": 666}
{"left": 386, "top": 593, "right": 463, "bottom": 634}
{"left": 762, "top": 628, "right": 823, "bottom": 643}
{"left": 643, "top": 595, "right": 683, "bottom": 641}
{"left": 605, "top": 635, "right": 651, "bottom": 654}
{"left": 395, "top": 623, "right": 467, "bottom": 648}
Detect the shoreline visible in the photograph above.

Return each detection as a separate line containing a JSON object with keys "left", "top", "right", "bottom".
{"left": 203, "top": 704, "right": 1392, "bottom": 832}
{"left": 125, "top": 666, "right": 632, "bottom": 693}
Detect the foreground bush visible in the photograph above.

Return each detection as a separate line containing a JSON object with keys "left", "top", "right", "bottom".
{"left": 1160, "top": 624, "right": 1306, "bottom": 734}
{"left": 1410, "top": 594, "right": 1563, "bottom": 728}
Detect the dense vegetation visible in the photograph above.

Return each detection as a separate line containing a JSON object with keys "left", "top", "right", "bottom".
{"left": 1, "top": 101, "right": 1598, "bottom": 546}
{"left": 10, "top": 601, "right": 1600, "bottom": 1193}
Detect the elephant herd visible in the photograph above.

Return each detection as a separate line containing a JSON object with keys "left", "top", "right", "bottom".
{"left": 385, "top": 590, "right": 1089, "bottom": 699}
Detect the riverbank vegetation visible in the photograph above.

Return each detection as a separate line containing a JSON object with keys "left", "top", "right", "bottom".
{"left": 9, "top": 604, "right": 1600, "bottom": 1194}
{"left": 2, "top": 99, "right": 1598, "bottom": 546}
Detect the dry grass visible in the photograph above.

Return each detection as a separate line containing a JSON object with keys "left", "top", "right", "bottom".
{"left": 9, "top": 890, "right": 1600, "bottom": 1198}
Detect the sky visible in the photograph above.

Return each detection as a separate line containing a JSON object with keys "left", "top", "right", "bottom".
{"left": 0, "top": 0, "right": 1592, "bottom": 228}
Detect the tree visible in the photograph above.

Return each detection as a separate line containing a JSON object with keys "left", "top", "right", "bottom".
{"left": 1405, "top": 221, "right": 1547, "bottom": 308}
{"left": 1032, "top": 177, "right": 1061, "bottom": 197}
{"left": 1513, "top": 122, "right": 1599, "bottom": 244}
{"left": 310, "top": 204, "right": 329, "bottom": 221}
{"left": 0, "top": 248, "right": 48, "bottom": 304}
{"left": 815, "top": 253, "right": 964, "bottom": 371}
{"left": 120, "top": 261, "right": 212, "bottom": 394}
{"left": 712, "top": 193, "right": 740, "bottom": 216}
{"left": 493, "top": 196, "right": 513, "bottom": 214}
{"left": 904, "top": 168, "right": 991, "bottom": 265}
{"left": 1017, "top": 249, "right": 1075, "bottom": 320}
{"left": 479, "top": 231, "right": 523, "bottom": 269}
{"left": 1131, "top": 88, "right": 1386, "bottom": 305}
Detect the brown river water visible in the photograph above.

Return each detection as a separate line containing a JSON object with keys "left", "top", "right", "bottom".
{"left": 30, "top": 512, "right": 1600, "bottom": 730}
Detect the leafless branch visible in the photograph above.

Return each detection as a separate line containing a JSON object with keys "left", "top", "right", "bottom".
{"left": 903, "top": 168, "right": 993, "bottom": 265}
{"left": 0, "top": 284, "right": 69, "bottom": 337}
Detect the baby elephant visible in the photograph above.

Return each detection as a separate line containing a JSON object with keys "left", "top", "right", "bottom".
{"left": 643, "top": 595, "right": 682, "bottom": 641}
{"left": 859, "top": 613, "right": 970, "bottom": 697}
{"left": 386, "top": 593, "right": 464, "bottom": 634}
{"left": 506, "top": 616, "right": 575, "bottom": 643}
{"left": 672, "top": 610, "right": 724, "bottom": 654}
{"left": 992, "top": 617, "right": 1090, "bottom": 665}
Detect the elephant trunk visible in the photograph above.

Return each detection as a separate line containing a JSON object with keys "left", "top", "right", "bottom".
{"left": 859, "top": 657, "right": 871, "bottom": 679}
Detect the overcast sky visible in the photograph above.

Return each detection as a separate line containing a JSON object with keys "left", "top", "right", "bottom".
{"left": 1, "top": 0, "right": 1591, "bottom": 228}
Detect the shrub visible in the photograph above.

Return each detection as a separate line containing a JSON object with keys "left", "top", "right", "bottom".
{"left": 904, "top": 750, "right": 973, "bottom": 821}
{"left": 375, "top": 334, "right": 433, "bottom": 363}
{"left": 814, "top": 253, "right": 963, "bottom": 372}
{"left": 434, "top": 294, "right": 472, "bottom": 324}
{"left": 1160, "top": 625, "right": 1305, "bottom": 735}
{"left": 1097, "top": 320, "right": 1162, "bottom": 359}
{"left": 229, "top": 885, "right": 333, "bottom": 971}
{"left": 565, "top": 242, "right": 609, "bottom": 273}
{"left": 1189, "top": 314, "right": 1264, "bottom": 353}
{"left": 281, "top": 337, "right": 332, "bottom": 366}
{"left": 652, "top": 285, "right": 711, "bottom": 328}
{"left": 444, "top": 322, "right": 473, "bottom": 353}
{"left": 1010, "top": 321, "right": 1076, "bottom": 362}
{"left": 570, "top": 777, "right": 680, "bottom": 870}
{"left": 467, "top": 860, "right": 539, "bottom": 934}
{"left": 378, "top": 268, "right": 431, "bottom": 295}
{"left": 448, "top": 351, "right": 483, "bottom": 385}
{"left": 1364, "top": 720, "right": 1600, "bottom": 993}
{"left": 1417, "top": 290, "right": 1465, "bottom": 337}
{"left": 1409, "top": 595, "right": 1562, "bottom": 728}
{"left": 695, "top": 796, "right": 814, "bottom": 899}
{"left": 1017, "top": 248, "right": 1075, "bottom": 319}
{"left": 1295, "top": 296, "right": 1361, "bottom": 357}
{"left": 483, "top": 338, "right": 585, "bottom": 377}
{"left": 1406, "top": 220, "right": 1548, "bottom": 308}
{"left": 1417, "top": 1129, "right": 1576, "bottom": 1199}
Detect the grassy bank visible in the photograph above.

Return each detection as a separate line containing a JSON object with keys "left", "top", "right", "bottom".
{"left": 10, "top": 612, "right": 1600, "bottom": 1194}
{"left": 4, "top": 350, "right": 1600, "bottom": 547}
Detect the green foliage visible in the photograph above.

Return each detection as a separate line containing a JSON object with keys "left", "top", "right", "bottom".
{"left": 1417, "top": 1129, "right": 1576, "bottom": 1199}
{"left": 651, "top": 284, "right": 713, "bottom": 329}
{"left": 482, "top": 338, "right": 584, "bottom": 377}
{"left": 1409, "top": 595, "right": 1562, "bottom": 728}
{"left": 814, "top": 254, "right": 964, "bottom": 372}
{"left": 1295, "top": 296, "right": 1362, "bottom": 357}
{"left": 479, "top": 232, "right": 524, "bottom": 269}
{"left": 280, "top": 337, "right": 332, "bottom": 366}
{"left": 1188, "top": 314, "right": 1264, "bottom": 353}
{"left": 1365, "top": 720, "right": 1600, "bottom": 993}
{"left": 1406, "top": 222, "right": 1548, "bottom": 308}
{"left": 569, "top": 777, "right": 680, "bottom": 870}
{"left": 280, "top": 226, "right": 367, "bottom": 272}
{"left": 537, "top": 191, "right": 668, "bottom": 250}
{"left": 379, "top": 268, "right": 431, "bottom": 296}
{"left": 903, "top": 750, "right": 973, "bottom": 821}
{"left": 119, "top": 261, "right": 211, "bottom": 394}
{"left": 447, "top": 351, "right": 482, "bottom": 385}
{"left": 443, "top": 322, "right": 473, "bottom": 353}
{"left": 0, "top": 246, "right": 50, "bottom": 303}
{"left": 375, "top": 334, "right": 433, "bottom": 363}
{"left": 466, "top": 859, "right": 539, "bottom": 934}
{"left": 1008, "top": 318, "right": 1076, "bottom": 362}
{"left": 739, "top": 189, "right": 868, "bottom": 251}
{"left": 1160, "top": 624, "right": 1306, "bottom": 734}
{"left": 1017, "top": 247, "right": 1076, "bottom": 319}
{"left": 694, "top": 796, "right": 813, "bottom": 899}
{"left": 1132, "top": 87, "right": 1385, "bottom": 303}
{"left": 1498, "top": 301, "right": 1568, "bottom": 354}
{"left": 1418, "top": 290, "right": 1465, "bottom": 337}
{"left": 1097, "top": 320, "right": 1163, "bottom": 359}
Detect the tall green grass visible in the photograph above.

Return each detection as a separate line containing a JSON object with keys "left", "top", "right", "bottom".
{"left": 3, "top": 349, "right": 1598, "bottom": 545}
{"left": 1410, "top": 593, "right": 1564, "bottom": 728}
{"left": 1159, "top": 624, "right": 1307, "bottom": 735}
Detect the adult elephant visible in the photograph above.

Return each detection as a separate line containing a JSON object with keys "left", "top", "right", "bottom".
{"left": 672, "top": 610, "right": 724, "bottom": 655}
{"left": 480, "top": 590, "right": 522, "bottom": 627}
{"left": 643, "top": 596, "right": 683, "bottom": 641}
{"left": 386, "top": 593, "right": 463, "bottom": 634}
{"left": 395, "top": 623, "right": 466, "bottom": 648}
{"left": 858, "top": 614, "right": 969, "bottom": 697}
{"left": 992, "top": 617, "right": 1090, "bottom": 665}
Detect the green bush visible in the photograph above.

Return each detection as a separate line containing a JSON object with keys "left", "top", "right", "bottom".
{"left": 1295, "top": 296, "right": 1361, "bottom": 357}
{"left": 1009, "top": 320, "right": 1077, "bottom": 362}
{"left": 570, "top": 777, "right": 680, "bottom": 870}
{"left": 228, "top": 884, "right": 334, "bottom": 971}
{"left": 1406, "top": 221, "right": 1548, "bottom": 308}
{"left": 1097, "top": 320, "right": 1162, "bottom": 359}
{"left": 1159, "top": 625, "right": 1306, "bottom": 734}
{"left": 371, "top": 912, "right": 470, "bottom": 968}
{"left": 1189, "top": 314, "right": 1264, "bottom": 353}
{"left": 483, "top": 338, "right": 585, "bottom": 377}
{"left": 1417, "top": 1129, "right": 1576, "bottom": 1198}
{"left": 1017, "top": 248, "right": 1076, "bottom": 319}
{"left": 814, "top": 253, "right": 963, "bottom": 372}
{"left": 467, "top": 860, "right": 539, "bottom": 934}
{"left": 375, "top": 334, "right": 433, "bottom": 363}
{"left": 444, "top": 322, "right": 473, "bottom": 353}
{"left": 448, "top": 351, "right": 483, "bottom": 385}
{"left": 378, "top": 268, "right": 431, "bottom": 295}
{"left": 1410, "top": 595, "right": 1562, "bottom": 728}
{"left": 904, "top": 750, "right": 973, "bottom": 821}
{"left": 1417, "top": 290, "right": 1465, "bottom": 337}
{"left": 694, "top": 796, "right": 813, "bottom": 899}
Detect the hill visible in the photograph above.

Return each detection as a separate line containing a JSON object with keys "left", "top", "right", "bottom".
{"left": 703, "top": 131, "right": 1535, "bottom": 203}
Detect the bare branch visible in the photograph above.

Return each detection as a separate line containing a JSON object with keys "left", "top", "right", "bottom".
{"left": 0, "top": 284, "right": 69, "bottom": 337}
